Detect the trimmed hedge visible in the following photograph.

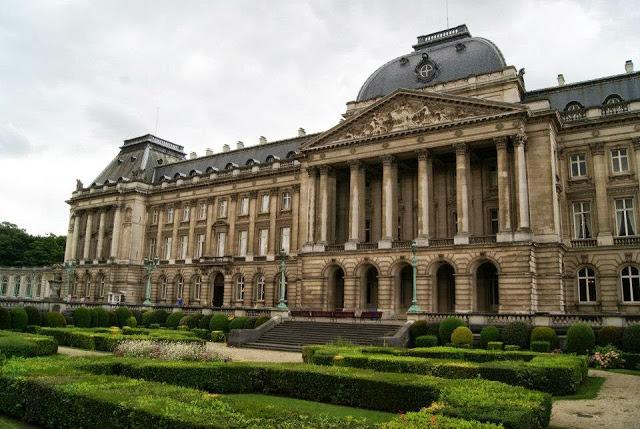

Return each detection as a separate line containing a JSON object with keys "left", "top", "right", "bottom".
{"left": 415, "top": 335, "right": 438, "bottom": 348}
{"left": 198, "top": 314, "right": 213, "bottom": 329}
{"left": 487, "top": 342, "right": 503, "bottom": 351}
{"left": 451, "top": 327, "right": 472, "bottom": 346}
{"left": 9, "top": 308, "right": 28, "bottom": 332}
{"left": 596, "top": 326, "right": 623, "bottom": 348}
{"left": 0, "top": 308, "right": 9, "bottom": 330}
{"left": 530, "top": 327, "right": 557, "bottom": 349}
{"left": 191, "top": 329, "right": 210, "bottom": 340}
{"left": 409, "top": 321, "right": 440, "bottom": 346}
{"left": 72, "top": 307, "right": 92, "bottom": 328}
{"left": 165, "top": 311, "right": 184, "bottom": 329}
{"left": 209, "top": 314, "right": 230, "bottom": 333}
{"left": 0, "top": 331, "right": 58, "bottom": 357}
{"left": 125, "top": 316, "right": 137, "bottom": 328}
{"left": 530, "top": 341, "right": 551, "bottom": 353}
{"left": 45, "top": 312, "right": 66, "bottom": 328}
{"left": 504, "top": 345, "right": 520, "bottom": 352}
{"left": 142, "top": 309, "right": 169, "bottom": 326}
{"left": 24, "top": 306, "right": 41, "bottom": 326}
{"left": 228, "top": 317, "right": 248, "bottom": 331}
{"left": 565, "top": 323, "right": 595, "bottom": 355}
{"left": 90, "top": 308, "right": 110, "bottom": 328}
{"left": 502, "top": 322, "right": 530, "bottom": 348}
{"left": 622, "top": 324, "right": 640, "bottom": 353}
{"left": 479, "top": 326, "right": 499, "bottom": 347}
{"left": 114, "top": 307, "right": 132, "bottom": 328}
{"left": 243, "top": 317, "right": 257, "bottom": 329}
{"left": 621, "top": 352, "right": 640, "bottom": 370}
{"left": 439, "top": 317, "right": 464, "bottom": 344}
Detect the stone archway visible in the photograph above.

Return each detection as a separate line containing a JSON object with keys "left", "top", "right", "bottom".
{"left": 394, "top": 263, "right": 413, "bottom": 314}
{"left": 476, "top": 262, "right": 499, "bottom": 313}
{"left": 326, "top": 266, "right": 345, "bottom": 310}
{"left": 360, "top": 265, "right": 379, "bottom": 310}
{"left": 212, "top": 272, "right": 225, "bottom": 307}
{"left": 436, "top": 263, "right": 455, "bottom": 312}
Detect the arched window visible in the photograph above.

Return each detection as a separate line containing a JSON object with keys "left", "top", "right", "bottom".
{"left": 235, "top": 276, "right": 245, "bottom": 301}
{"left": 602, "top": 94, "right": 627, "bottom": 115}
{"left": 1, "top": 276, "right": 8, "bottom": 295}
{"left": 192, "top": 275, "right": 202, "bottom": 301}
{"left": 70, "top": 275, "right": 78, "bottom": 296}
{"left": 255, "top": 275, "right": 265, "bottom": 302}
{"left": 13, "top": 276, "right": 21, "bottom": 297}
{"left": 35, "top": 276, "right": 42, "bottom": 297}
{"left": 603, "top": 94, "right": 624, "bottom": 105}
{"left": 577, "top": 267, "right": 597, "bottom": 303}
{"left": 265, "top": 155, "right": 279, "bottom": 164}
{"left": 159, "top": 276, "right": 168, "bottom": 300}
{"left": 621, "top": 266, "right": 640, "bottom": 302}
{"left": 25, "top": 276, "right": 33, "bottom": 298}
{"left": 564, "top": 101, "right": 584, "bottom": 112}
{"left": 84, "top": 276, "right": 91, "bottom": 298}
{"left": 175, "top": 276, "right": 184, "bottom": 300}
{"left": 562, "top": 101, "right": 586, "bottom": 121}
{"left": 225, "top": 162, "right": 237, "bottom": 170}
{"left": 96, "top": 275, "right": 105, "bottom": 299}
{"left": 286, "top": 151, "right": 297, "bottom": 159}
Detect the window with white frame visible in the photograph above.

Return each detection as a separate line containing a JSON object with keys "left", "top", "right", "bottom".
{"left": 255, "top": 275, "right": 265, "bottom": 301}
{"left": 611, "top": 148, "right": 629, "bottom": 173}
{"left": 216, "top": 232, "right": 226, "bottom": 257}
{"left": 238, "top": 230, "right": 248, "bottom": 257}
{"left": 218, "top": 199, "right": 228, "bottom": 218}
{"left": 13, "top": 276, "right": 20, "bottom": 297}
{"left": 96, "top": 275, "right": 105, "bottom": 298}
{"left": 235, "top": 276, "right": 245, "bottom": 301}
{"left": 577, "top": 267, "right": 597, "bottom": 303}
{"left": 0, "top": 276, "right": 7, "bottom": 295}
{"left": 570, "top": 154, "right": 588, "bottom": 178}
{"left": 182, "top": 206, "right": 190, "bottom": 222}
{"left": 280, "top": 226, "right": 291, "bottom": 254}
{"left": 615, "top": 198, "right": 636, "bottom": 236}
{"left": 258, "top": 229, "right": 268, "bottom": 256}
{"left": 192, "top": 276, "right": 202, "bottom": 300}
{"left": 572, "top": 202, "right": 592, "bottom": 239}
{"left": 25, "top": 277, "right": 33, "bottom": 297}
{"left": 179, "top": 236, "right": 188, "bottom": 260}
{"left": 159, "top": 277, "right": 168, "bottom": 300}
{"left": 148, "top": 238, "right": 156, "bottom": 258}
{"left": 281, "top": 191, "right": 291, "bottom": 211}
{"left": 196, "top": 234, "right": 205, "bottom": 259}
{"left": 164, "top": 236, "right": 173, "bottom": 260}
{"left": 152, "top": 209, "right": 159, "bottom": 224}
{"left": 199, "top": 203, "right": 207, "bottom": 220}
{"left": 239, "top": 196, "right": 249, "bottom": 216}
{"left": 175, "top": 276, "right": 184, "bottom": 299}
{"left": 166, "top": 207, "right": 174, "bottom": 223}
{"left": 260, "top": 194, "right": 270, "bottom": 213}
{"left": 621, "top": 265, "right": 640, "bottom": 302}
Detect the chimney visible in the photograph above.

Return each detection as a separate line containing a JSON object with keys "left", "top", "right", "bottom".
{"left": 626, "top": 60, "right": 634, "bottom": 74}
{"left": 222, "top": 144, "right": 230, "bottom": 153}
{"left": 236, "top": 140, "right": 244, "bottom": 150}
{"left": 205, "top": 148, "right": 213, "bottom": 156}
{"left": 259, "top": 136, "right": 267, "bottom": 145}
{"left": 189, "top": 152, "right": 197, "bottom": 159}
{"left": 557, "top": 74, "right": 565, "bottom": 86}
{"left": 298, "top": 127, "right": 306, "bottom": 137}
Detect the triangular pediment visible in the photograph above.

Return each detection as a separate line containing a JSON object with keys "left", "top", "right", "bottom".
{"left": 302, "top": 89, "right": 526, "bottom": 150}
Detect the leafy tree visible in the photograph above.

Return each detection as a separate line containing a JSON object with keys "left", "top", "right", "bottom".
{"left": 0, "top": 222, "right": 65, "bottom": 267}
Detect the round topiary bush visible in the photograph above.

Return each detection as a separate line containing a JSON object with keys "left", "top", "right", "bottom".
{"left": 141, "top": 310, "right": 154, "bottom": 326}
{"left": 187, "top": 314, "right": 202, "bottom": 329}
{"left": 228, "top": 317, "right": 248, "bottom": 331}
{"left": 480, "top": 326, "right": 500, "bottom": 347}
{"left": 114, "top": 307, "right": 132, "bottom": 328}
{"left": 451, "top": 326, "right": 473, "bottom": 347}
{"left": 597, "top": 326, "right": 624, "bottom": 348}
{"left": 178, "top": 316, "right": 191, "bottom": 328}
{"left": 243, "top": 317, "right": 257, "bottom": 329}
{"left": 198, "top": 314, "right": 213, "bottom": 329}
{"left": 45, "top": 312, "right": 66, "bottom": 327}
{"left": 9, "top": 308, "right": 28, "bottom": 331}
{"left": 502, "top": 321, "right": 531, "bottom": 348}
{"left": 438, "top": 317, "right": 465, "bottom": 344}
{"left": 622, "top": 325, "right": 640, "bottom": 353}
{"left": 153, "top": 309, "right": 169, "bottom": 325}
{"left": 0, "top": 308, "right": 10, "bottom": 329}
{"left": 72, "top": 307, "right": 92, "bottom": 328}
{"left": 131, "top": 310, "right": 143, "bottom": 325}
{"left": 415, "top": 335, "right": 438, "bottom": 348}
{"left": 24, "top": 306, "right": 41, "bottom": 326}
{"left": 255, "top": 316, "right": 270, "bottom": 328}
{"left": 209, "top": 314, "right": 230, "bottom": 333}
{"left": 565, "top": 323, "right": 595, "bottom": 355}
{"left": 165, "top": 311, "right": 184, "bottom": 329}
{"left": 125, "top": 316, "right": 137, "bottom": 328}
{"left": 90, "top": 308, "right": 110, "bottom": 327}
{"left": 530, "top": 326, "right": 558, "bottom": 349}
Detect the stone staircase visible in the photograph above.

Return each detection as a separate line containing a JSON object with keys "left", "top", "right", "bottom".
{"left": 240, "top": 320, "right": 402, "bottom": 352}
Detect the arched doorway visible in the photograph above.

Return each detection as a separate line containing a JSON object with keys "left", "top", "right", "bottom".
{"left": 212, "top": 273, "right": 225, "bottom": 307}
{"left": 332, "top": 267, "right": 345, "bottom": 310}
{"left": 476, "top": 262, "right": 499, "bottom": 313}
{"left": 361, "top": 265, "right": 379, "bottom": 310}
{"left": 436, "top": 263, "right": 455, "bottom": 312}
{"left": 395, "top": 264, "right": 413, "bottom": 314}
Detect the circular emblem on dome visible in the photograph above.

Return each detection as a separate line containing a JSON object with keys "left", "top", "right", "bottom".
{"left": 415, "top": 53, "right": 439, "bottom": 83}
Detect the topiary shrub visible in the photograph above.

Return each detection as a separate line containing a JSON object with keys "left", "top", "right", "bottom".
{"left": 114, "top": 307, "right": 132, "bottom": 328}
{"left": 415, "top": 335, "right": 438, "bottom": 348}
{"left": 565, "top": 323, "right": 595, "bottom": 355}
{"left": 480, "top": 326, "right": 500, "bottom": 347}
{"left": 451, "top": 326, "right": 473, "bottom": 347}
{"left": 228, "top": 317, "right": 248, "bottom": 331}
{"left": 502, "top": 321, "right": 531, "bottom": 348}
{"left": 209, "top": 314, "right": 230, "bottom": 333}
{"left": 530, "top": 326, "right": 558, "bottom": 349}
{"left": 9, "top": 308, "right": 28, "bottom": 331}
{"left": 409, "top": 321, "right": 440, "bottom": 346}
{"left": 622, "top": 325, "right": 640, "bottom": 353}
{"left": 597, "top": 326, "right": 624, "bottom": 348}
{"left": 107, "top": 311, "right": 118, "bottom": 327}
{"left": 165, "top": 311, "right": 184, "bottom": 329}
{"left": 45, "top": 312, "right": 66, "bottom": 328}
{"left": 243, "top": 318, "right": 257, "bottom": 329}
{"left": 504, "top": 345, "right": 521, "bottom": 351}
{"left": 487, "top": 341, "right": 503, "bottom": 351}
{"left": 530, "top": 340, "right": 551, "bottom": 353}
{"left": 125, "top": 316, "right": 137, "bottom": 328}
{"left": 438, "top": 317, "right": 464, "bottom": 344}
{"left": 211, "top": 331, "right": 225, "bottom": 342}
{"left": 24, "top": 306, "right": 41, "bottom": 326}
{"left": 0, "top": 308, "right": 11, "bottom": 330}
{"left": 255, "top": 316, "right": 270, "bottom": 328}
{"left": 178, "top": 316, "right": 191, "bottom": 328}
{"left": 191, "top": 328, "right": 210, "bottom": 340}
{"left": 198, "top": 314, "right": 213, "bottom": 329}
{"left": 90, "top": 308, "right": 110, "bottom": 327}
{"left": 72, "top": 308, "right": 92, "bottom": 328}
{"left": 187, "top": 314, "right": 203, "bottom": 329}
{"left": 131, "top": 310, "right": 143, "bottom": 325}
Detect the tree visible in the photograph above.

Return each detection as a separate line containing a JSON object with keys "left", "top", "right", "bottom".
{"left": 0, "top": 222, "right": 66, "bottom": 267}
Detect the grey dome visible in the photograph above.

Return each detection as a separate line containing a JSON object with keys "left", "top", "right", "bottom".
{"left": 357, "top": 25, "right": 507, "bottom": 102}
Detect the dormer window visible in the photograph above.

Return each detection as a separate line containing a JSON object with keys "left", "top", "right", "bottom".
{"left": 562, "top": 101, "right": 585, "bottom": 121}
{"left": 602, "top": 94, "right": 627, "bottom": 116}
{"left": 225, "top": 162, "right": 238, "bottom": 170}
{"left": 265, "top": 155, "right": 280, "bottom": 163}
{"left": 246, "top": 159, "right": 259, "bottom": 166}
{"left": 286, "top": 151, "right": 297, "bottom": 159}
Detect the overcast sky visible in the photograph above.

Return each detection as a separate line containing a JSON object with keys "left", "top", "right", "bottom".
{"left": 0, "top": 0, "right": 638, "bottom": 236}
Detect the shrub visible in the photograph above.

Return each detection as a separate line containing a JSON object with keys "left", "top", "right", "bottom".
{"left": 107, "top": 311, "right": 118, "bottom": 326}
{"left": 488, "top": 341, "right": 503, "bottom": 351}
{"left": 72, "top": 307, "right": 92, "bottom": 328}
{"left": 181, "top": 314, "right": 202, "bottom": 330}
{"left": 24, "top": 306, "right": 41, "bottom": 326}
{"left": 45, "top": 312, "right": 66, "bottom": 327}
{"left": 142, "top": 310, "right": 169, "bottom": 326}
{"left": 504, "top": 345, "right": 521, "bottom": 351}
{"left": 530, "top": 327, "right": 557, "bottom": 349}
{"left": 209, "top": 314, "right": 230, "bottom": 333}
{"left": 565, "top": 323, "right": 595, "bottom": 355}
{"left": 622, "top": 324, "right": 640, "bottom": 353}
{"left": 211, "top": 331, "right": 225, "bottom": 342}
{"left": 530, "top": 341, "right": 551, "bottom": 353}
{"left": 9, "top": 308, "right": 28, "bottom": 331}
{"left": 243, "top": 317, "right": 257, "bottom": 329}
{"left": 438, "top": 317, "right": 464, "bottom": 344}
{"left": 149, "top": 323, "right": 160, "bottom": 329}
{"left": 621, "top": 352, "right": 640, "bottom": 370}
{"left": 90, "top": 308, "right": 110, "bottom": 327}
{"left": 165, "top": 311, "right": 184, "bottom": 329}
{"left": 409, "top": 321, "right": 440, "bottom": 346}
{"left": 255, "top": 316, "right": 270, "bottom": 328}
{"left": 131, "top": 310, "right": 143, "bottom": 325}
{"left": 451, "top": 326, "right": 473, "bottom": 346}
{"left": 597, "top": 326, "right": 624, "bottom": 348}
{"left": 198, "top": 314, "right": 212, "bottom": 329}
{"left": 191, "top": 329, "right": 211, "bottom": 340}
{"left": 0, "top": 332, "right": 58, "bottom": 357}
{"left": 178, "top": 316, "right": 191, "bottom": 328}
{"left": 114, "top": 307, "right": 132, "bottom": 328}
{"left": 122, "top": 327, "right": 147, "bottom": 335}
{"left": 125, "top": 316, "right": 137, "bottom": 328}
{"left": 590, "top": 345, "right": 623, "bottom": 369}
{"left": 0, "top": 308, "right": 10, "bottom": 329}
{"left": 480, "top": 326, "right": 500, "bottom": 347}
{"left": 502, "top": 322, "right": 531, "bottom": 348}
{"left": 228, "top": 317, "right": 248, "bottom": 331}
{"left": 415, "top": 335, "right": 438, "bottom": 348}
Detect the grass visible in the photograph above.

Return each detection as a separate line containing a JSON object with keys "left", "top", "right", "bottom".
{"left": 607, "top": 368, "right": 640, "bottom": 376}
{"left": 220, "top": 394, "right": 395, "bottom": 424}
{"left": 552, "top": 376, "right": 604, "bottom": 401}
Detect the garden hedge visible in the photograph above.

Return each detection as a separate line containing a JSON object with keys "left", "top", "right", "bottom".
{"left": 415, "top": 335, "right": 438, "bottom": 348}
{"left": 72, "top": 307, "right": 92, "bottom": 328}
{"left": 451, "top": 327, "right": 472, "bottom": 346}
{"left": 45, "top": 312, "right": 66, "bottom": 327}
{"left": 479, "top": 326, "right": 499, "bottom": 347}
{"left": 0, "top": 331, "right": 57, "bottom": 357}
{"left": 565, "top": 323, "right": 595, "bottom": 355}
{"left": 622, "top": 324, "right": 640, "bottom": 353}
{"left": 439, "top": 317, "right": 464, "bottom": 344}
{"left": 255, "top": 316, "right": 270, "bottom": 328}
{"left": 596, "top": 326, "right": 623, "bottom": 348}
{"left": 530, "top": 341, "right": 551, "bottom": 353}
{"left": 409, "top": 321, "right": 440, "bottom": 346}
{"left": 9, "top": 308, "right": 28, "bottom": 331}
{"left": 90, "top": 308, "right": 110, "bottom": 327}
{"left": 0, "top": 308, "right": 9, "bottom": 330}
{"left": 530, "top": 327, "right": 557, "bottom": 349}
{"left": 198, "top": 314, "right": 213, "bottom": 329}
{"left": 165, "top": 311, "right": 184, "bottom": 329}
{"left": 209, "top": 314, "right": 230, "bottom": 333}
{"left": 502, "top": 322, "right": 530, "bottom": 348}
{"left": 228, "top": 317, "right": 249, "bottom": 331}
{"left": 24, "top": 306, "right": 41, "bottom": 326}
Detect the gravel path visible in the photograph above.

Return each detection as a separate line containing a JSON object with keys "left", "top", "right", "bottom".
{"left": 206, "top": 342, "right": 302, "bottom": 363}
{"left": 551, "top": 369, "right": 640, "bottom": 429}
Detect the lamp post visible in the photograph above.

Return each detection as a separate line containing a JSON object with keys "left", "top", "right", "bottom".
{"left": 143, "top": 257, "right": 160, "bottom": 306}
{"left": 63, "top": 260, "right": 77, "bottom": 301}
{"left": 407, "top": 240, "right": 422, "bottom": 313}
{"left": 277, "top": 249, "right": 288, "bottom": 310}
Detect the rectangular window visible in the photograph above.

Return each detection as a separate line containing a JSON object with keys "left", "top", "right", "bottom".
{"left": 570, "top": 154, "right": 588, "bottom": 177}
{"left": 578, "top": 268, "right": 597, "bottom": 303}
{"left": 611, "top": 148, "right": 629, "bottom": 173}
{"left": 218, "top": 199, "right": 228, "bottom": 218}
{"left": 616, "top": 198, "right": 636, "bottom": 236}
{"left": 196, "top": 234, "right": 205, "bottom": 258}
{"left": 489, "top": 208, "right": 499, "bottom": 235}
{"left": 216, "top": 232, "right": 226, "bottom": 257}
{"left": 164, "top": 237, "right": 172, "bottom": 260}
{"left": 280, "top": 226, "right": 291, "bottom": 254}
{"left": 166, "top": 207, "right": 174, "bottom": 223}
{"left": 182, "top": 206, "right": 190, "bottom": 222}
{"left": 199, "top": 203, "right": 207, "bottom": 220}
{"left": 258, "top": 228, "right": 268, "bottom": 256}
{"left": 239, "top": 196, "right": 249, "bottom": 216}
{"left": 238, "top": 230, "right": 248, "bottom": 256}
{"left": 572, "top": 202, "right": 592, "bottom": 239}
{"left": 13, "top": 277, "right": 20, "bottom": 297}
{"left": 148, "top": 238, "right": 156, "bottom": 258}
{"left": 151, "top": 209, "right": 159, "bottom": 224}
{"left": 281, "top": 192, "right": 292, "bottom": 211}
{"left": 487, "top": 164, "right": 497, "bottom": 189}
{"left": 260, "top": 194, "right": 270, "bottom": 213}
{"left": 179, "top": 236, "right": 188, "bottom": 260}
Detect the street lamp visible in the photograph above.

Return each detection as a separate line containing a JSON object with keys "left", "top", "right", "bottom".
{"left": 277, "top": 249, "right": 288, "bottom": 310}
{"left": 143, "top": 257, "right": 160, "bottom": 306}
{"left": 63, "top": 260, "right": 77, "bottom": 301}
{"left": 407, "top": 240, "right": 422, "bottom": 313}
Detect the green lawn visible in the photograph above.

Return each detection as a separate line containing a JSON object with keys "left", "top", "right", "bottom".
{"left": 552, "top": 376, "right": 604, "bottom": 401}
{"left": 220, "top": 394, "right": 395, "bottom": 424}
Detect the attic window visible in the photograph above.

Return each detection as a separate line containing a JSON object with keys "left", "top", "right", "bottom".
{"left": 130, "top": 156, "right": 137, "bottom": 162}
{"left": 205, "top": 166, "right": 218, "bottom": 174}
{"left": 602, "top": 94, "right": 628, "bottom": 116}
{"left": 286, "top": 151, "right": 297, "bottom": 159}
{"left": 561, "top": 101, "right": 586, "bottom": 121}
{"left": 189, "top": 169, "right": 201, "bottom": 177}
{"left": 603, "top": 94, "right": 624, "bottom": 105}
{"left": 225, "top": 162, "right": 238, "bottom": 170}
{"left": 156, "top": 159, "right": 163, "bottom": 165}
{"left": 265, "top": 155, "right": 280, "bottom": 163}
{"left": 246, "top": 159, "right": 260, "bottom": 166}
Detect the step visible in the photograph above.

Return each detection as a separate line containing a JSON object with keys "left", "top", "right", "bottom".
{"left": 241, "top": 342, "right": 302, "bottom": 352}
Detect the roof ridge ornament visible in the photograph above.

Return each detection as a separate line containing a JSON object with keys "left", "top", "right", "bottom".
{"left": 415, "top": 53, "right": 439, "bottom": 83}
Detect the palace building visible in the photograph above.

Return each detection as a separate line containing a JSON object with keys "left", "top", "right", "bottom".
{"left": 3, "top": 25, "right": 640, "bottom": 319}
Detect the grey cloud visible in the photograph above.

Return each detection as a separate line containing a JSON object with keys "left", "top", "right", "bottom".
{"left": 85, "top": 102, "right": 148, "bottom": 140}
{"left": 0, "top": 123, "right": 32, "bottom": 157}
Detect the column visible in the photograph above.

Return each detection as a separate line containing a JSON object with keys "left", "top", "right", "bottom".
{"left": 95, "top": 209, "right": 106, "bottom": 260}
{"left": 318, "top": 166, "right": 330, "bottom": 246}
{"left": 110, "top": 205, "right": 122, "bottom": 260}
{"left": 171, "top": 204, "right": 180, "bottom": 262}
{"left": 245, "top": 192, "right": 257, "bottom": 261}
{"left": 454, "top": 143, "right": 471, "bottom": 244}
{"left": 633, "top": 139, "right": 640, "bottom": 191}
{"left": 82, "top": 211, "right": 93, "bottom": 261}
{"left": 186, "top": 201, "right": 197, "bottom": 262}
{"left": 304, "top": 167, "right": 317, "bottom": 249}
{"left": 591, "top": 142, "right": 613, "bottom": 245}
{"left": 291, "top": 184, "right": 300, "bottom": 255}
{"left": 267, "top": 189, "right": 278, "bottom": 261}
{"left": 379, "top": 155, "right": 398, "bottom": 248}
{"left": 416, "top": 150, "right": 433, "bottom": 246}
{"left": 226, "top": 194, "right": 237, "bottom": 255}
{"left": 155, "top": 205, "right": 164, "bottom": 259}
{"left": 69, "top": 213, "right": 81, "bottom": 261}
{"left": 346, "top": 160, "right": 365, "bottom": 250}
{"left": 204, "top": 198, "right": 214, "bottom": 256}
{"left": 495, "top": 137, "right": 513, "bottom": 242}
{"left": 513, "top": 133, "right": 532, "bottom": 241}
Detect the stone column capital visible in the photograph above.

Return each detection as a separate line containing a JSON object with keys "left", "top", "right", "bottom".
{"left": 512, "top": 133, "right": 527, "bottom": 148}
{"left": 417, "top": 149, "right": 431, "bottom": 160}
{"left": 453, "top": 143, "right": 468, "bottom": 155}
{"left": 230, "top": 193, "right": 238, "bottom": 202}
{"left": 349, "top": 159, "right": 363, "bottom": 169}
{"left": 493, "top": 136, "right": 508, "bottom": 150}
{"left": 305, "top": 166, "right": 317, "bottom": 177}
{"left": 380, "top": 155, "right": 396, "bottom": 166}
{"left": 318, "top": 165, "right": 332, "bottom": 175}
{"left": 590, "top": 142, "right": 605, "bottom": 156}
